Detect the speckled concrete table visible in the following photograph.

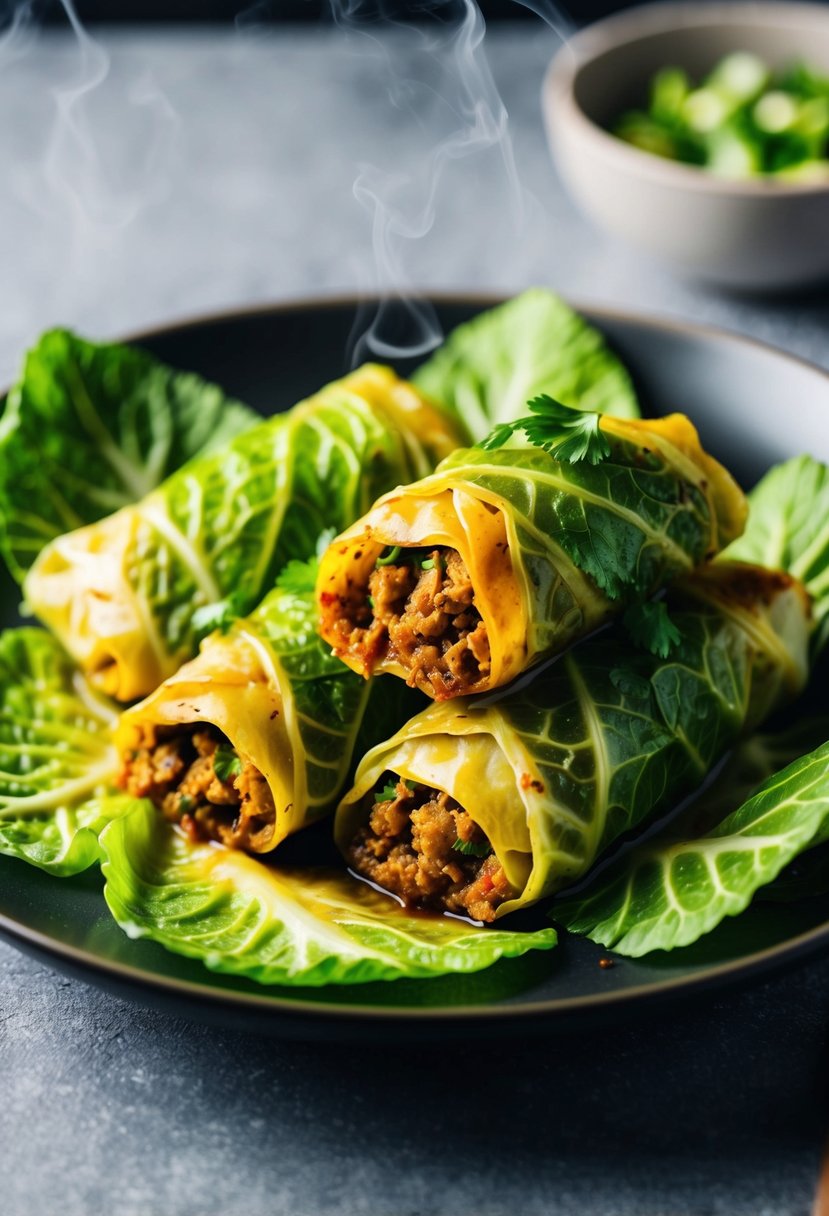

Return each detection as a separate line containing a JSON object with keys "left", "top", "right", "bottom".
{"left": 1, "top": 24, "right": 828, "bottom": 1216}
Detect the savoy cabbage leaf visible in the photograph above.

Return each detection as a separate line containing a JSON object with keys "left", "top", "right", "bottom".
{"left": 101, "top": 802, "right": 556, "bottom": 986}
{"left": 0, "top": 329, "right": 257, "bottom": 581}
{"left": 412, "top": 289, "right": 640, "bottom": 443}
{"left": 0, "top": 627, "right": 128, "bottom": 875}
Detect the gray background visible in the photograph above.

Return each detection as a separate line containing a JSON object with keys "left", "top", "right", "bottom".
{"left": 1, "top": 23, "right": 828, "bottom": 1216}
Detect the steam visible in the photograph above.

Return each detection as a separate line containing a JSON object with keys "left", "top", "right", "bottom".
{"left": 330, "top": 0, "right": 573, "bottom": 367}
{"left": 0, "top": 0, "right": 575, "bottom": 382}
{"left": 15, "top": 1, "right": 178, "bottom": 239}
{"left": 1, "top": 0, "right": 178, "bottom": 379}
{"left": 0, "top": 0, "right": 36, "bottom": 61}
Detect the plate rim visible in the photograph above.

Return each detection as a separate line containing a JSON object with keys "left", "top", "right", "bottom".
{"left": 2, "top": 291, "right": 829, "bottom": 1028}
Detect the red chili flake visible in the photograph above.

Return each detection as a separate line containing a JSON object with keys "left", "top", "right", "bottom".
{"left": 320, "top": 591, "right": 339, "bottom": 606}
{"left": 598, "top": 957, "right": 615, "bottom": 970}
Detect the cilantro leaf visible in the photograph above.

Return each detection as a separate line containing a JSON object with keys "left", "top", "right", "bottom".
{"left": 452, "top": 838, "right": 492, "bottom": 858}
{"left": 276, "top": 530, "right": 337, "bottom": 597}
{"left": 213, "top": 745, "right": 242, "bottom": 783}
{"left": 374, "top": 778, "right": 411, "bottom": 803}
{"left": 478, "top": 395, "right": 611, "bottom": 465}
{"left": 623, "top": 600, "right": 683, "bottom": 659}
{"left": 478, "top": 422, "right": 517, "bottom": 452}
{"left": 276, "top": 556, "right": 319, "bottom": 596}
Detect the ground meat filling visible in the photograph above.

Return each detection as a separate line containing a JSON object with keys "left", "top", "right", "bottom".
{"left": 347, "top": 778, "right": 514, "bottom": 922}
{"left": 119, "top": 724, "right": 275, "bottom": 851}
{"left": 335, "top": 547, "right": 490, "bottom": 696}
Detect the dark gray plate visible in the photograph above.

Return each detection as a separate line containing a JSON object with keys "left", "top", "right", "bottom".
{"left": 1, "top": 295, "right": 828, "bottom": 1040}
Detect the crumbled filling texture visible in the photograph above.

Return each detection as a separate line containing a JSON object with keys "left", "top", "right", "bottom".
{"left": 347, "top": 778, "right": 514, "bottom": 922}
{"left": 327, "top": 546, "right": 490, "bottom": 698}
{"left": 119, "top": 724, "right": 275, "bottom": 851}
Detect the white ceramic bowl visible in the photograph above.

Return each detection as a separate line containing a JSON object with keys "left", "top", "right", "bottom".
{"left": 543, "top": 2, "right": 829, "bottom": 291}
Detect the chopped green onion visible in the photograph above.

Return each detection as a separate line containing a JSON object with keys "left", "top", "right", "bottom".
{"left": 178, "top": 795, "right": 194, "bottom": 814}
{"left": 374, "top": 778, "right": 411, "bottom": 803}
{"left": 452, "top": 838, "right": 492, "bottom": 858}
{"left": 214, "top": 745, "right": 242, "bottom": 783}
{"left": 375, "top": 545, "right": 402, "bottom": 567}
{"left": 754, "top": 91, "right": 799, "bottom": 134}
{"left": 708, "top": 52, "right": 768, "bottom": 104}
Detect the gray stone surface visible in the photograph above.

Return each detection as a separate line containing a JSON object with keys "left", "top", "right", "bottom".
{"left": 0, "top": 23, "right": 827, "bottom": 1216}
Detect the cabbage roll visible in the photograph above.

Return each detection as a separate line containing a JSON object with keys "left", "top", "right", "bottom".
{"left": 26, "top": 365, "right": 460, "bottom": 701}
{"left": 116, "top": 578, "right": 421, "bottom": 854}
{"left": 335, "top": 561, "right": 809, "bottom": 921}
{"left": 317, "top": 412, "right": 746, "bottom": 700}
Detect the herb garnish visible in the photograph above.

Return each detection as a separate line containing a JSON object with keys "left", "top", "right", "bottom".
{"left": 277, "top": 556, "right": 319, "bottom": 596}
{"left": 452, "top": 838, "right": 492, "bottom": 858}
{"left": 623, "top": 600, "right": 682, "bottom": 659}
{"left": 276, "top": 530, "right": 336, "bottom": 596}
{"left": 374, "top": 778, "right": 411, "bottom": 803}
{"left": 479, "top": 395, "right": 611, "bottom": 465}
{"left": 214, "top": 745, "right": 242, "bottom": 783}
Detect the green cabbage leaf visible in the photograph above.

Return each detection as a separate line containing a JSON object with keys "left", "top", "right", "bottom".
{"left": 337, "top": 561, "right": 809, "bottom": 915}
{"left": 725, "top": 455, "right": 829, "bottom": 655}
{"left": 25, "top": 366, "right": 449, "bottom": 701}
{"left": 412, "top": 289, "right": 640, "bottom": 443}
{"left": 552, "top": 737, "right": 829, "bottom": 956}
{"left": 0, "top": 627, "right": 129, "bottom": 875}
{"left": 101, "top": 802, "right": 556, "bottom": 986}
{"left": 553, "top": 457, "right": 829, "bottom": 954}
{"left": 0, "top": 329, "right": 257, "bottom": 580}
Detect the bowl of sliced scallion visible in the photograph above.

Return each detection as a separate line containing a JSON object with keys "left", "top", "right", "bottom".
{"left": 543, "top": 2, "right": 829, "bottom": 291}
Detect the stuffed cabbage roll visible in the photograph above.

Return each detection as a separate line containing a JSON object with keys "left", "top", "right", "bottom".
{"left": 116, "top": 573, "right": 422, "bottom": 854}
{"left": 26, "top": 365, "right": 460, "bottom": 702}
{"left": 317, "top": 412, "right": 746, "bottom": 700}
{"left": 335, "top": 561, "right": 810, "bottom": 921}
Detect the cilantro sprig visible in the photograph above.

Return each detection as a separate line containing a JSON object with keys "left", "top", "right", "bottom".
{"left": 479, "top": 395, "right": 611, "bottom": 465}
{"left": 623, "top": 600, "right": 683, "bottom": 659}
{"left": 275, "top": 528, "right": 337, "bottom": 597}
{"left": 277, "top": 557, "right": 319, "bottom": 596}
{"left": 374, "top": 778, "right": 412, "bottom": 803}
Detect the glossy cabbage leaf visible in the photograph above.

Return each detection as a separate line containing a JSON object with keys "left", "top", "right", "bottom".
{"left": 725, "top": 456, "right": 829, "bottom": 655}
{"left": 317, "top": 412, "right": 746, "bottom": 699}
{"left": 550, "top": 455, "right": 829, "bottom": 954}
{"left": 336, "top": 563, "right": 809, "bottom": 917}
{"left": 0, "top": 329, "right": 257, "bottom": 581}
{"left": 412, "top": 289, "right": 640, "bottom": 443}
{"left": 115, "top": 578, "right": 424, "bottom": 853}
{"left": 26, "top": 365, "right": 455, "bottom": 702}
{"left": 552, "top": 738, "right": 829, "bottom": 956}
{"left": 101, "top": 802, "right": 557, "bottom": 986}
{"left": 0, "top": 627, "right": 129, "bottom": 875}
